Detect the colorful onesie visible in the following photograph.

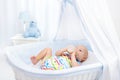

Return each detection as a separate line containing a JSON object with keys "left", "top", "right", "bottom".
{"left": 40, "top": 56, "right": 71, "bottom": 70}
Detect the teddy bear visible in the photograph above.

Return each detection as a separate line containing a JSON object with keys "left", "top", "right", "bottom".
{"left": 23, "top": 21, "right": 41, "bottom": 38}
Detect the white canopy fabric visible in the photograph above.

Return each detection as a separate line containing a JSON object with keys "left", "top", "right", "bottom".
{"left": 75, "top": 0, "right": 120, "bottom": 80}
{"left": 51, "top": 0, "right": 120, "bottom": 80}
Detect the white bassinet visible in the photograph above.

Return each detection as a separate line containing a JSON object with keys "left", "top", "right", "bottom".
{"left": 6, "top": 40, "right": 103, "bottom": 80}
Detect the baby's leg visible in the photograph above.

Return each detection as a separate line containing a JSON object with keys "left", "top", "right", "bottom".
{"left": 41, "top": 48, "right": 52, "bottom": 63}
{"left": 31, "top": 48, "right": 52, "bottom": 65}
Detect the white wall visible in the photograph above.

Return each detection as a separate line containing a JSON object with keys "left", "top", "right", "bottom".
{"left": 106, "top": 0, "right": 120, "bottom": 39}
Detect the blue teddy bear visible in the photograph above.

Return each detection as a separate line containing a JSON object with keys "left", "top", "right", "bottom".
{"left": 23, "top": 21, "right": 41, "bottom": 38}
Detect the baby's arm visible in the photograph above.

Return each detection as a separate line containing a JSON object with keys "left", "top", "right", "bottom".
{"left": 66, "top": 45, "right": 75, "bottom": 53}
{"left": 56, "top": 45, "right": 75, "bottom": 56}
{"left": 70, "top": 52, "right": 80, "bottom": 67}
{"left": 55, "top": 48, "right": 67, "bottom": 56}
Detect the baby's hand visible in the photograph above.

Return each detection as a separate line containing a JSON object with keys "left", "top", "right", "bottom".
{"left": 66, "top": 45, "right": 75, "bottom": 54}
{"left": 71, "top": 52, "right": 76, "bottom": 56}
{"left": 70, "top": 52, "right": 76, "bottom": 61}
{"left": 56, "top": 50, "right": 63, "bottom": 55}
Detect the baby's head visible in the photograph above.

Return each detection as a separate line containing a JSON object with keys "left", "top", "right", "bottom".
{"left": 75, "top": 45, "right": 88, "bottom": 62}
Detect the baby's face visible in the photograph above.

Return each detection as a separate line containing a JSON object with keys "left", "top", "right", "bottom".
{"left": 75, "top": 45, "right": 88, "bottom": 62}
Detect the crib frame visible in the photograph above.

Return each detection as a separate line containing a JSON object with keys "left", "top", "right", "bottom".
{"left": 6, "top": 40, "right": 103, "bottom": 80}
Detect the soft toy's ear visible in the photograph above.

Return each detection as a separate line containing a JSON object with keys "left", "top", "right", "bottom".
{"left": 30, "top": 21, "right": 36, "bottom": 27}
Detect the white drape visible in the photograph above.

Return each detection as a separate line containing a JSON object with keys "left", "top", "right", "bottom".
{"left": 55, "top": 0, "right": 120, "bottom": 80}
{"left": 56, "top": 1, "right": 85, "bottom": 40}
{"left": 76, "top": 0, "right": 120, "bottom": 80}
{"left": 0, "top": 0, "right": 23, "bottom": 45}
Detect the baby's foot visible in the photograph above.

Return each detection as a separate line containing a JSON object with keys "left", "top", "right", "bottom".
{"left": 31, "top": 56, "right": 38, "bottom": 65}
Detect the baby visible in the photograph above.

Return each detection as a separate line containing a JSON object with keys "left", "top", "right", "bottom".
{"left": 31, "top": 45, "right": 88, "bottom": 70}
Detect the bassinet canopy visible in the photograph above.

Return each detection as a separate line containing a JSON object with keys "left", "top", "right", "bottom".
{"left": 55, "top": 0, "right": 120, "bottom": 80}
{"left": 20, "top": 0, "right": 120, "bottom": 80}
